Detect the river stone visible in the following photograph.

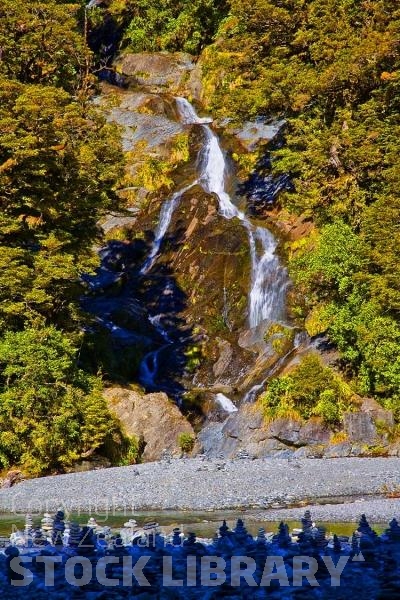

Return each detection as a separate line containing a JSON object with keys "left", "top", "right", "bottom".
{"left": 104, "top": 387, "right": 195, "bottom": 462}
{"left": 114, "top": 52, "right": 195, "bottom": 94}
{"left": 293, "top": 445, "right": 325, "bottom": 459}
{"left": 343, "top": 412, "right": 378, "bottom": 443}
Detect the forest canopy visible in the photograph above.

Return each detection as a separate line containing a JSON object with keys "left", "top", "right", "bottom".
{"left": 0, "top": 0, "right": 126, "bottom": 475}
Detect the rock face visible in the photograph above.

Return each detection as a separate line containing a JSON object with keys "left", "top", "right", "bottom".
{"left": 135, "top": 184, "right": 255, "bottom": 392}
{"left": 104, "top": 387, "right": 195, "bottom": 462}
{"left": 198, "top": 406, "right": 331, "bottom": 458}
{"left": 115, "top": 52, "right": 195, "bottom": 94}
{"left": 197, "top": 400, "right": 396, "bottom": 459}
{"left": 343, "top": 412, "right": 378, "bottom": 443}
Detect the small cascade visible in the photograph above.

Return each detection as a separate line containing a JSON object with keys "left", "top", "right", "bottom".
{"left": 138, "top": 307, "right": 172, "bottom": 390}
{"left": 138, "top": 348, "right": 161, "bottom": 389}
{"left": 248, "top": 227, "right": 288, "bottom": 327}
{"left": 198, "top": 126, "right": 243, "bottom": 220}
{"left": 175, "top": 97, "right": 213, "bottom": 125}
{"left": 140, "top": 182, "right": 197, "bottom": 275}
{"left": 215, "top": 393, "right": 238, "bottom": 413}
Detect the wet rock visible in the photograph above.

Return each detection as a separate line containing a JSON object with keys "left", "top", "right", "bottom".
{"left": 104, "top": 386, "right": 195, "bottom": 461}
{"left": 143, "top": 185, "right": 254, "bottom": 389}
{"left": 343, "top": 412, "right": 378, "bottom": 443}
{"left": 114, "top": 52, "right": 195, "bottom": 94}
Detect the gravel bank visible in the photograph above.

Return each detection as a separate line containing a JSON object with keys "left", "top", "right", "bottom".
{"left": 0, "top": 457, "right": 399, "bottom": 519}
{"left": 251, "top": 498, "right": 400, "bottom": 524}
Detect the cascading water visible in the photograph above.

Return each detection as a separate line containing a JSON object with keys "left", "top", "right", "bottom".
{"left": 139, "top": 97, "right": 290, "bottom": 398}
{"left": 248, "top": 227, "right": 288, "bottom": 327}
{"left": 176, "top": 98, "right": 288, "bottom": 328}
{"left": 140, "top": 182, "right": 197, "bottom": 275}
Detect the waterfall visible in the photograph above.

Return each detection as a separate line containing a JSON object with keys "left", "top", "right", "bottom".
{"left": 176, "top": 97, "right": 288, "bottom": 328}
{"left": 175, "top": 97, "right": 213, "bottom": 125}
{"left": 140, "top": 182, "right": 197, "bottom": 275}
{"left": 248, "top": 227, "right": 288, "bottom": 327}
{"left": 139, "top": 97, "right": 290, "bottom": 399}
{"left": 215, "top": 393, "right": 238, "bottom": 413}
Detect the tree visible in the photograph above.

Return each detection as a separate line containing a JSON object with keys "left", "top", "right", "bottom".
{"left": 0, "top": 327, "right": 119, "bottom": 475}
{"left": 0, "top": 0, "right": 90, "bottom": 93}
{"left": 0, "top": 77, "right": 123, "bottom": 333}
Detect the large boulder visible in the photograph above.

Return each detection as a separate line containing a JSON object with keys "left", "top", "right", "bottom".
{"left": 343, "top": 412, "right": 378, "bottom": 443}
{"left": 360, "top": 397, "right": 394, "bottom": 427}
{"left": 268, "top": 417, "right": 330, "bottom": 447}
{"left": 104, "top": 387, "right": 195, "bottom": 462}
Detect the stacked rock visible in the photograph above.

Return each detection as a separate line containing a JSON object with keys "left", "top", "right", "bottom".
{"left": 51, "top": 510, "right": 65, "bottom": 548}
{"left": 24, "top": 514, "right": 33, "bottom": 545}
{"left": 68, "top": 522, "right": 81, "bottom": 549}
{"left": 41, "top": 513, "right": 54, "bottom": 541}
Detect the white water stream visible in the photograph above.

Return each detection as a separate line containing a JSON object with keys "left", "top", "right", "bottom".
{"left": 139, "top": 97, "right": 289, "bottom": 395}
{"left": 176, "top": 97, "right": 288, "bottom": 327}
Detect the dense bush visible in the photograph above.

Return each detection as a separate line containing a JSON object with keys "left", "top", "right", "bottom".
{"left": 0, "top": 0, "right": 128, "bottom": 475}
{"left": 121, "top": 0, "right": 228, "bottom": 54}
{"left": 0, "top": 328, "right": 120, "bottom": 475}
{"left": 260, "top": 354, "right": 357, "bottom": 426}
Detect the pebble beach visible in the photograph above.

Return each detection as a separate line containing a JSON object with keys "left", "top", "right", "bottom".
{"left": 0, "top": 457, "right": 399, "bottom": 521}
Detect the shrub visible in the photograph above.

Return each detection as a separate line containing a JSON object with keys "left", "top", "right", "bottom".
{"left": 178, "top": 432, "right": 195, "bottom": 453}
{"left": 260, "top": 354, "right": 355, "bottom": 427}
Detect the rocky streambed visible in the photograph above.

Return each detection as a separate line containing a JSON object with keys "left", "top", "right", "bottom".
{"left": 1, "top": 458, "right": 399, "bottom": 521}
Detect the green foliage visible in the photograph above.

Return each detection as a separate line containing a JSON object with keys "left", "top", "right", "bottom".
{"left": 0, "top": 327, "right": 118, "bottom": 475}
{"left": 0, "top": 0, "right": 127, "bottom": 476}
{"left": 116, "top": 435, "right": 142, "bottom": 466}
{"left": 184, "top": 345, "right": 203, "bottom": 373}
{"left": 0, "top": 0, "right": 90, "bottom": 93}
{"left": 0, "top": 77, "right": 123, "bottom": 333}
{"left": 198, "top": 0, "right": 400, "bottom": 411}
{"left": 260, "top": 354, "right": 355, "bottom": 426}
{"left": 264, "top": 323, "right": 295, "bottom": 356}
{"left": 178, "top": 432, "right": 195, "bottom": 453}
{"left": 122, "top": 0, "right": 228, "bottom": 54}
